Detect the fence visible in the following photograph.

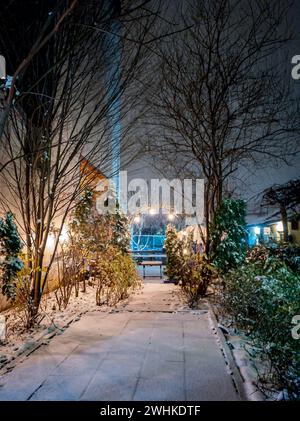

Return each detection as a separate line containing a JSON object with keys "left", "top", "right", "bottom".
{"left": 131, "top": 235, "right": 165, "bottom": 251}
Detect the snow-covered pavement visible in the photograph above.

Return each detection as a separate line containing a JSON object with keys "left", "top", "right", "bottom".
{"left": 0, "top": 283, "right": 241, "bottom": 401}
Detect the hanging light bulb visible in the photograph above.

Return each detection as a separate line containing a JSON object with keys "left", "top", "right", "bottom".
{"left": 134, "top": 215, "right": 141, "bottom": 223}
{"left": 254, "top": 226, "right": 260, "bottom": 235}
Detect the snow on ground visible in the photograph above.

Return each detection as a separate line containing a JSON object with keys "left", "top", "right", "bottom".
{"left": 0, "top": 284, "right": 132, "bottom": 370}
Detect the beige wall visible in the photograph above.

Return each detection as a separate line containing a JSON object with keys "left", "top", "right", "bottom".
{"left": 269, "top": 221, "right": 300, "bottom": 244}
{"left": 289, "top": 221, "right": 300, "bottom": 243}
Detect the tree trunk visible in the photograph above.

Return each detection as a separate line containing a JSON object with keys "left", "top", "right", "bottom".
{"left": 204, "top": 181, "right": 211, "bottom": 255}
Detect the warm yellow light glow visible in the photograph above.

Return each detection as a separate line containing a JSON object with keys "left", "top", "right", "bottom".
{"left": 276, "top": 221, "right": 283, "bottom": 232}
{"left": 134, "top": 215, "right": 141, "bottom": 223}
{"left": 46, "top": 234, "right": 55, "bottom": 250}
{"left": 168, "top": 213, "right": 175, "bottom": 221}
{"left": 149, "top": 208, "right": 156, "bottom": 215}
{"left": 46, "top": 225, "right": 69, "bottom": 250}
{"left": 59, "top": 226, "right": 69, "bottom": 243}
{"left": 183, "top": 248, "right": 188, "bottom": 255}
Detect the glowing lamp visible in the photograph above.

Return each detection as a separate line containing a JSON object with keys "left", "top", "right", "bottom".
{"left": 59, "top": 226, "right": 69, "bottom": 243}
{"left": 254, "top": 226, "right": 260, "bottom": 235}
{"left": 276, "top": 221, "right": 283, "bottom": 232}
{"left": 46, "top": 234, "right": 55, "bottom": 251}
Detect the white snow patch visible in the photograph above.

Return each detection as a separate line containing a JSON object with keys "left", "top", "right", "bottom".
{"left": 0, "top": 285, "right": 110, "bottom": 367}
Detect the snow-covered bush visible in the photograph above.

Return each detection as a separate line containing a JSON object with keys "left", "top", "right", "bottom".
{"left": 0, "top": 212, "right": 23, "bottom": 300}
{"left": 164, "top": 224, "right": 184, "bottom": 285}
{"left": 247, "top": 244, "right": 300, "bottom": 273}
{"left": 60, "top": 189, "right": 139, "bottom": 308}
{"left": 165, "top": 225, "right": 216, "bottom": 305}
{"left": 180, "top": 254, "right": 217, "bottom": 307}
{"left": 211, "top": 199, "right": 247, "bottom": 273}
{"left": 221, "top": 256, "right": 300, "bottom": 399}
{"left": 95, "top": 246, "right": 140, "bottom": 306}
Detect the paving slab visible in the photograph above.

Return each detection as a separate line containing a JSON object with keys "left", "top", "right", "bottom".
{"left": 0, "top": 283, "right": 241, "bottom": 401}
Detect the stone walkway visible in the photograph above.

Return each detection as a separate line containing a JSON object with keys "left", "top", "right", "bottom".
{"left": 0, "top": 283, "right": 241, "bottom": 401}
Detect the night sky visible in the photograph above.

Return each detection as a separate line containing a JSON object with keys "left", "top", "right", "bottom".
{"left": 1, "top": 0, "right": 299, "bottom": 200}
{"left": 125, "top": 0, "right": 300, "bottom": 201}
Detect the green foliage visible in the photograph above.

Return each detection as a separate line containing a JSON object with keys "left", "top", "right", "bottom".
{"left": 70, "top": 189, "right": 130, "bottom": 255}
{"left": 0, "top": 212, "right": 24, "bottom": 299}
{"left": 180, "top": 254, "right": 217, "bottom": 307}
{"left": 72, "top": 189, "right": 94, "bottom": 228}
{"left": 66, "top": 189, "right": 137, "bottom": 307}
{"left": 247, "top": 244, "right": 300, "bottom": 273}
{"left": 222, "top": 255, "right": 300, "bottom": 399}
{"left": 111, "top": 204, "right": 131, "bottom": 253}
{"left": 211, "top": 199, "right": 247, "bottom": 273}
{"left": 95, "top": 246, "right": 140, "bottom": 306}
{"left": 164, "top": 224, "right": 183, "bottom": 284}
{"left": 165, "top": 224, "right": 215, "bottom": 304}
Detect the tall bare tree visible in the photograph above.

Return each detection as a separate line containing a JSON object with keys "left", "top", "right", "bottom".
{"left": 145, "top": 0, "right": 300, "bottom": 253}
{"left": 0, "top": 0, "right": 164, "bottom": 324}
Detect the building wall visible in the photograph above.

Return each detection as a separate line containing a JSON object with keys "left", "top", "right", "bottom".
{"left": 289, "top": 220, "right": 300, "bottom": 243}
{"left": 248, "top": 220, "right": 300, "bottom": 246}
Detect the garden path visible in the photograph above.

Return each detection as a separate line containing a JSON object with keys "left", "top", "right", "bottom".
{"left": 0, "top": 282, "right": 241, "bottom": 401}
